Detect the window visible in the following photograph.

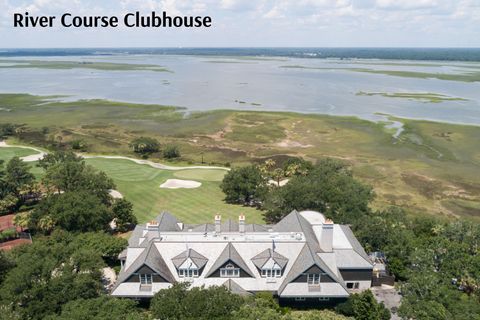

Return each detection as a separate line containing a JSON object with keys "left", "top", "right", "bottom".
{"left": 318, "top": 297, "right": 330, "bottom": 301}
{"left": 220, "top": 263, "right": 240, "bottom": 278}
{"left": 307, "top": 274, "right": 320, "bottom": 285}
{"left": 139, "top": 274, "right": 152, "bottom": 285}
{"left": 346, "top": 282, "right": 360, "bottom": 289}
{"left": 261, "top": 269, "right": 282, "bottom": 278}
{"left": 295, "top": 297, "right": 306, "bottom": 301}
{"left": 178, "top": 269, "right": 199, "bottom": 278}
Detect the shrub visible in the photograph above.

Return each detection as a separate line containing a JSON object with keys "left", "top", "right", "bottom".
{"left": 163, "top": 145, "right": 181, "bottom": 159}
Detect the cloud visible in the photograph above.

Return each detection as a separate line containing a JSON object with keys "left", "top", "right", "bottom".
{"left": 376, "top": 0, "right": 438, "bottom": 10}
{"left": 1, "top": 0, "right": 479, "bottom": 47}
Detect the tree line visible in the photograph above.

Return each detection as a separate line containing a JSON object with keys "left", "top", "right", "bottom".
{"left": 221, "top": 158, "right": 480, "bottom": 320}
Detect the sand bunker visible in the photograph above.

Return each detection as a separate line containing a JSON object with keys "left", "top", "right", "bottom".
{"left": 160, "top": 179, "right": 202, "bottom": 189}
{"left": 109, "top": 190, "right": 124, "bottom": 199}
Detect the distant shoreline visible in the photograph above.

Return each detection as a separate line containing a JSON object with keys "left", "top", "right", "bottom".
{"left": 1, "top": 47, "right": 480, "bottom": 62}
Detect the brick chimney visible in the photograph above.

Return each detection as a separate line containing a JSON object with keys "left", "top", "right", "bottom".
{"left": 215, "top": 214, "right": 221, "bottom": 234}
{"left": 146, "top": 220, "right": 159, "bottom": 231}
{"left": 320, "top": 219, "right": 334, "bottom": 252}
{"left": 239, "top": 214, "right": 245, "bottom": 234}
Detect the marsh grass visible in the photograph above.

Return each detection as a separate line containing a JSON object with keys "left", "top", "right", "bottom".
{"left": 1, "top": 94, "right": 479, "bottom": 219}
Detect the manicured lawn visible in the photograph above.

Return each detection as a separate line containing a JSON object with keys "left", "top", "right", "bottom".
{"left": 0, "top": 147, "right": 263, "bottom": 224}
{"left": 85, "top": 158, "right": 262, "bottom": 224}
{"left": 0, "top": 147, "right": 35, "bottom": 161}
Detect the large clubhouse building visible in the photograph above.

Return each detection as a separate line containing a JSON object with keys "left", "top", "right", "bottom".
{"left": 112, "top": 210, "right": 373, "bottom": 304}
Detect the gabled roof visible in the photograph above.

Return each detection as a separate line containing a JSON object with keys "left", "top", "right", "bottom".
{"left": 273, "top": 210, "right": 303, "bottom": 233}
{"left": 171, "top": 248, "right": 208, "bottom": 270}
{"left": 339, "top": 225, "right": 371, "bottom": 264}
{"left": 118, "top": 249, "right": 127, "bottom": 260}
{"left": 278, "top": 241, "right": 347, "bottom": 294}
{"left": 251, "top": 248, "right": 289, "bottom": 270}
{"left": 222, "top": 279, "right": 251, "bottom": 296}
{"left": 155, "top": 212, "right": 181, "bottom": 231}
{"left": 205, "top": 243, "right": 254, "bottom": 277}
{"left": 114, "top": 242, "right": 175, "bottom": 290}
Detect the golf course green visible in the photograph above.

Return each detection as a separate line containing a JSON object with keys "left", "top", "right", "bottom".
{"left": 0, "top": 147, "right": 263, "bottom": 224}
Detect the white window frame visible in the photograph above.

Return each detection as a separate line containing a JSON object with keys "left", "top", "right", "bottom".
{"left": 346, "top": 282, "right": 360, "bottom": 289}
{"left": 178, "top": 268, "right": 199, "bottom": 278}
{"left": 261, "top": 268, "right": 282, "bottom": 278}
{"left": 307, "top": 273, "right": 320, "bottom": 285}
{"left": 140, "top": 273, "right": 153, "bottom": 285}
{"left": 220, "top": 263, "right": 240, "bottom": 278}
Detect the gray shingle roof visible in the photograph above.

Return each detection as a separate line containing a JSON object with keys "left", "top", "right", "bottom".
{"left": 275, "top": 211, "right": 348, "bottom": 294}
{"left": 222, "top": 279, "right": 251, "bottom": 296}
{"left": 244, "top": 224, "right": 269, "bottom": 232}
{"left": 340, "top": 225, "right": 371, "bottom": 264}
{"left": 251, "top": 248, "right": 289, "bottom": 269}
{"left": 205, "top": 243, "right": 254, "bottom": 277}
{"left": 184, "top": 223, "right": 215, "bottom": 233}
{"left": 155, "top": 211, "right": 181, "bottom": 231}
{"left": 114, "top": 241, "right": 175, "bottom": 290}
{"left": 221, "top": 219, "right": 239, "bottom": 232}
{"left": 171, "top": 248, "right": 209, "bottom": 270}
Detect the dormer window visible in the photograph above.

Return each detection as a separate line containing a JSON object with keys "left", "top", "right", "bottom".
{"left": 260, "top": 260, "right": 282, "bottom": 278}
{"left": 261, "top": 269, "right": 281, "bottom": 278}
{"left": 178, "top": 268, "right": 198, "bottom": 278}
{"left": 177, "top": 258, "right": 199, "bottom": 278}
{"left": 172, "top": 249, "right": 208, "bottom": 279}
{"left": 251, "top": 249, "right": 288, "bottom": 279}
{"left": 220, "top": 263, "right": 240, "bottom": 278}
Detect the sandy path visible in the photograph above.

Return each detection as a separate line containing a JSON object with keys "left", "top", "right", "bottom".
{"left": 82, "top": 155, "right": 229, "bottom": 171}
{"left": 0, "top": 141, "right": 47, "bottom": 162}
{"left": 0, "top": 140, "right": 229, "bottom": 171}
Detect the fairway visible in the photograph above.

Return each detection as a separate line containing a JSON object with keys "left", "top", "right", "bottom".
{"left": 0, "top": 147, "right": 263, "bottom": 224}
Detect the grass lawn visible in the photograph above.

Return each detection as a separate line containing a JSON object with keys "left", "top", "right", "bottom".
{"left": 1, "top": 94, "right": 480, "bottom": 219}
{"left": 0, "top": 147, "right": 263, "bottom": 224}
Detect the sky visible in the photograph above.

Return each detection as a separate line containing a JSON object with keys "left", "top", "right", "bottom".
{"left": 0, "top": 0, "right": 479, "bottom": 48}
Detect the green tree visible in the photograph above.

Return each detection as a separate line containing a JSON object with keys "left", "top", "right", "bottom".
{"left": 150, "top": 283, "right": 244, "bottom": 320}
{"left": 221, "top": 165, "right": 267, "bottom": 205}
{"left": 291, "top": 310, "right": 353, "bottom": 320}
{"left": 283, "top": 157, "right": 313, "bottom": 177}
{"left": 130, "top": 137, "right": 160, "bottom": 156}
{"left": 163, "top": 145, "right": 181, "bottom": 159}
{"left": 111, "top": 199, "right": 137, "bottom": 233}
{"left": 45, "top": 296, "right": 145, "bottom": 320}
{"left": 72, "top": 232, "right": 127, "bottom": 262}
{"left": 43, "top": 159, "right": 114, "bottom": 204}
{"left": 150, "top": 282, "right": 189, "bottom": 319}
{"left": 0, "top": 231, "right": 105, "bottom": 320}
{"left": 263, "top": 158, "right": 373, "bottom": 223}
{"left": 0, "top": 251, "right": 14, "bottom": 284}
{"left": 37, "top": 151, "right": 83, "bottom": 170}
{"left": 30, "top": 192, "right": 112, "bottom": 233}
{"left": 4, "top": 157, "right": 35, "bottom": 197}
{"left": 336, "top": 290, "right": 390, "bottom": 320}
